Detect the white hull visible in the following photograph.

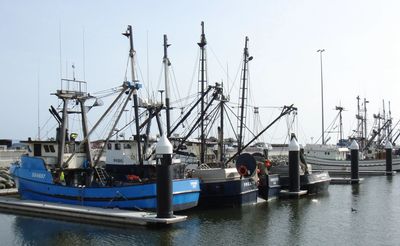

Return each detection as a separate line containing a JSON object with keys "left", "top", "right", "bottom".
{"left": 305, "top": 156, "right": 400, "bottom": 171}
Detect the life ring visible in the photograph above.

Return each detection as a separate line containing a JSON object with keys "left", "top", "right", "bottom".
{"left": 238, "top": 165, "right": 248, "bottom": 176}
{"left": 127, "top": 174, "right": 141, "bottom": 181}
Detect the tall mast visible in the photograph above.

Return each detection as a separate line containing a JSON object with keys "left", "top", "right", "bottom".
{"left": 163, "top": 34, "right": 172, "bottom": 137}
{"left": 317, "top": 49, "right": 325, "bottom": 145}
{"left": 238, "top": 36, "right": 252, "bottom": 154}
{"left": 197, "top": 21, "right": 207, "bottom": 164}
{"left": 219, "top": 83, "right": 225, "bottom": 167}
{"left": 363, "top": 98, "right": 368, "bottom": 149}
{"left": 57, "top": 97, "right": 68, "bottom": 167}
{"left": 79, "top": 97, "right": 93, "bottom": 165}
{"left": 123, "top": 25, "right": 143, "bottom": 165}
{"left": 388, "top": 101, "right": 392, "bottom": 142}
{"left": 335, "top": 106, "right": 344, "bottom": 143}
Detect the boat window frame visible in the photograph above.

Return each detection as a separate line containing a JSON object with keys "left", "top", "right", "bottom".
{"left": 43, "top": 145, "right": 50, "bottom": 153}
{"left": 49, "top": 145, "right": 56, "bottom": 153}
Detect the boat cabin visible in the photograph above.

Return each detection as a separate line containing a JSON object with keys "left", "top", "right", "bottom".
{"left": 21, "top": 139, "right": 88, "bottom": 169}
{"left": 304, "top": 144, "right": 349, "bottom": 160}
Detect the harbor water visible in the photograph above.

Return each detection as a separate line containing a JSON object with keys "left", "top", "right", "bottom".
{"left": 0, "top": 175, "right": 399, "bottom": 246}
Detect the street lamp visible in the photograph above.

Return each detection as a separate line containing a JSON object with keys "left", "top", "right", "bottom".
{"left": 317, "top": 49, "right": 325, "bottom": 145}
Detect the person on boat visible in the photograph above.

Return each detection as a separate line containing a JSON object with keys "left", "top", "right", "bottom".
{"left": 60, "top": 171, "right": 65, "bottom": 185}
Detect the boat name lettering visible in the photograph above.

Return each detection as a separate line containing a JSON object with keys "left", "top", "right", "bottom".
{"left": 243, "top": 181, "right": 252, "bottom": 187}
{"left": 32, "top": 172, "right": 45, "bottom": 179}
{"left": 190, "top": 181, "right": 198, "bottom": 188}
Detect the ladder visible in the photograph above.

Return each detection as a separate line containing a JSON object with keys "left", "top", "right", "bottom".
{"left": 95, "top": 167, "right": 109, "bottom": 185}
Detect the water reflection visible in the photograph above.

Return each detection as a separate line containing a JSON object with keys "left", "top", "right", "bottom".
{"left": 3, "top": 176, "right": 400, "bottom": 245}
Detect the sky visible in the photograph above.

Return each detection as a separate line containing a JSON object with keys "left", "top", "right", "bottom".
{"left": 1, "top": 0, "right": 400, "bottom": 145}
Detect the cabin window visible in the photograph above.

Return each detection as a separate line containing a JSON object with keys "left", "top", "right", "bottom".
{"left": 49, "top": 145, "right": 55, "bottom": 153}
{"left": 107, "top": 143, "right": 112, "bottom": 150}
{"left": 115, "top": 143, "right": 121, "bottom": 150}
{"left": 124, "top": 143, "right": 131, "bottom": 149}
{"left": 43, "top": 145, "right": 50, "bottom": 153}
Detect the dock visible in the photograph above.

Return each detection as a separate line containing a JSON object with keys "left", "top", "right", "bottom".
{"left": 0, "top": 194, "right": 187, "bottom": 227}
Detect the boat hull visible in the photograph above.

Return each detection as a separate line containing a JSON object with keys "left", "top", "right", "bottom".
{"left": 305, "top": 156, "right": 400, "bottom": 172}
{"left": 278, "top": 171, "right": 331, "bottom": 195}
{"left": 197, "top": 178, "right": 259, "bottom": 208}
{"left": 258, "top": 174, "right": 281, "bottom": 200}
{"left": 11, "top": 157, "right": 200, "bottom": 211}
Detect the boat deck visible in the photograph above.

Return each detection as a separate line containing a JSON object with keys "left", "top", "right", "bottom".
{"left": 0, "top": 193, "right": 186, "bottom": 227}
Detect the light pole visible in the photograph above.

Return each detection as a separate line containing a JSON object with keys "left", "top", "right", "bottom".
{"left": 317, "top": 49, "right": 325, "bottom": 145}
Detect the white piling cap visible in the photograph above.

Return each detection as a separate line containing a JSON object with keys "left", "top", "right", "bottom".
{"left": 385, "top": 141, "right": 393, "bottom": 149}
{"left": 289, "top": 137, "right": 300, "bottom": 151}
{"left": 156, "top": 135, "right": 173, "bottom": 155}
{"left": 349, "top": 140, "right": 359, "bottom": 150}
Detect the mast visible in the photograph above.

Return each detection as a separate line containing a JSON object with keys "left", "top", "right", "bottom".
{"left": 363, "top": 98, "right": 368, "bottom": 149}
{"left": 163, "top": 34, "right": 172, "bottom": 137}
{"left": 238, "top": 36, "right": 252, "bottom": 154}
{"left": 57, "top": 97, "right": 68, "bottom": 167}
{"left": 123, "top": 25, "right": 143, "bottom": 165}
{"left": 219, "top": 83, "right": 225, "bottom": 167}
{"left": 79, "top": 97, "right": 93, "bottom": 165}
{"left": 335, "top": 106, "right": 344, "bottom": 143}
{"left": 388, "top": 101, "right": 392, "bottom": 142}
{"left": 197, "top": 21, "right": 207, "bottom": 164}
{"left": 317, "top": 49, "right": 325, "bottom": 145}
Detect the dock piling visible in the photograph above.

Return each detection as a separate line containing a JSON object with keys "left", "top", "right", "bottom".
{"left": 280, "top": 136, "right": 307, "bottom": 198}
{"left": 288, "top": 138, "right": 300, "bottom": 192}
{"left": 385, "top": 141, "right": 394, "bottom": 176}
{"left": 350, "top": 140, "right": 360, "bottom": 184}
{"left": 156, "top": 135, "right": 174, "bottom": 218}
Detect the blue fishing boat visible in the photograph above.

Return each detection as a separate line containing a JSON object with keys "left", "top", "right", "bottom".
{"left": 11, "top": 156, "right": 199, "bottom": 211}
{"left": 10, "top": 25, "right": 200, "bottom": 211}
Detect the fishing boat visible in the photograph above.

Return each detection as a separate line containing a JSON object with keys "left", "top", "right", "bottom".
{"left": 305, "top": 97, "right": 400, "bottom": 171}
{"left": 171, "top": 23, "right": 260, "bottom": 207}
{"left": 10, "top": 25, "right": 200, "bottom": 211}
{"left": 267, "top": 140, "right": 331, "bottom": 195}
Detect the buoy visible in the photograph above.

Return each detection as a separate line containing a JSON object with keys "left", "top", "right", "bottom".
{"left": 238, "top": 165, "right": 248, "bottom": 176}
{"left": 265, "top": 160, "right": 271, "bottom": 168}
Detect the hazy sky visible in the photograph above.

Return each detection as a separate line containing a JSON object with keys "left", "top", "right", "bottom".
{"left": 1, "top": 0, "right": 400, "bottom": 145}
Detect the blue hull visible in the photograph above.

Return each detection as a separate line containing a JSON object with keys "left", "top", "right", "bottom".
{"left": 11, "top": 157, "right": 200, "bottom": 211}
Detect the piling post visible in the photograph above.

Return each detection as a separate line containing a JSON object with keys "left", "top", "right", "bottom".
{"left": 288, "top": 137, "right": 300, "bottom": 192}
{"left": 385, "top": 141, "right": 394, "bottom": 176}
{"left": 156, "top": 135, "right": 174, "bottom": 218}
{"left": 350, "top": 140, "right": 360, "bottom": 184}
{"left": 280, "top": 137, "right": 307, "bottom": 198}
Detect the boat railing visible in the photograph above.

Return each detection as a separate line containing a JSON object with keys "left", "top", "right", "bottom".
{"left": 59, "top": 78, "right": 88, "bottom": 97}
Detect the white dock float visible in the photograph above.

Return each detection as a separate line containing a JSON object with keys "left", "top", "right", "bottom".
{"left": 0, "top": 196, "right": 187, "bottom": 226}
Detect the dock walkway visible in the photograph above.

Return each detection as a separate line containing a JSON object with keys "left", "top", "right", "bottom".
{"left": 0, "top": 194, "right": 186, "bottom": 226}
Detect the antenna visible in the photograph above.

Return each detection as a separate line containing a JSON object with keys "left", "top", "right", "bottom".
{"left": 146, "top": 30, "right": 149, "bottom": 86}
{"left": 59, "top": 22, "right": 62, "bottom": 87}
{"left": 82, "top": 27, "right": 86, "bottom": 81}
{"left": 37, "top": 69, "right": 40, "bottom": 140}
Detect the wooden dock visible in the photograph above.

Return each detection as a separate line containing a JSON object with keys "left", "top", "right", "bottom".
{"left": 0, "top": 195, "right": 187, "bottom": 227}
